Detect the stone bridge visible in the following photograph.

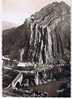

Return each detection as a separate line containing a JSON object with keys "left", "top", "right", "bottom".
{"left": 7, "top": 64, "right": 70, "bottom": 90}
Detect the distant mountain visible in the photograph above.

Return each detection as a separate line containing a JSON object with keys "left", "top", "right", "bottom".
{"left": 2, "top": 21, "right": 17, "bottom": 30}
{"left": 2, "top": 1, "right": 71, "bottom": 64}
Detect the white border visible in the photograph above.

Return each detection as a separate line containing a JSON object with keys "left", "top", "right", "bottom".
{"left": 0, "top": 0, "right": 72, "bottom": 99}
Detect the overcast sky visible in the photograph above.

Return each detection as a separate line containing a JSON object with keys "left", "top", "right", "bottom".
{"left": 2, "top": 0, "right": 71, "bottom": 25}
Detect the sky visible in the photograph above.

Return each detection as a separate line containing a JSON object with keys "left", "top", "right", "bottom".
{"left": 2, "top": 0, "right": 71, "bottom": 25}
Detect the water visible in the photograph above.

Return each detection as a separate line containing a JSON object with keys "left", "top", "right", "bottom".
{"left": 20, "top": 48, "right": 24, "bottom": 62}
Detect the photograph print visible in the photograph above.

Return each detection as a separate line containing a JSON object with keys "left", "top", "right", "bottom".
{"left": 2, "top": 0, "right": 71, "bottom": 97}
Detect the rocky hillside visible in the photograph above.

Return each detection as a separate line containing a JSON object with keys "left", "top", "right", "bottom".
{"left": 2, "top": 1, "right": 71, "bottom": 64}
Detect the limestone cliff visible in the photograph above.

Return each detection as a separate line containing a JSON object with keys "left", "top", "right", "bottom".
{"left": 3, "top": 1, "right": 71, "bottom": 64}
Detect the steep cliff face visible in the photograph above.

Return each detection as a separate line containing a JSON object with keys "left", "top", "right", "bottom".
{"left": 3, "top": 1, "right": 70, "bottom": 64}
{"left": 23, "top": 1, "right": 70, "bottom": 64}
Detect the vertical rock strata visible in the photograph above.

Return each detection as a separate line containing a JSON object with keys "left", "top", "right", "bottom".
{"left": 3, "top": 2, "right": 70, "bottom": 64}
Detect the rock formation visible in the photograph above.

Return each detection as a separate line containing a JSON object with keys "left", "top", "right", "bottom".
{"left": 2, "top": 1, "right": 71, "bottom": 64}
